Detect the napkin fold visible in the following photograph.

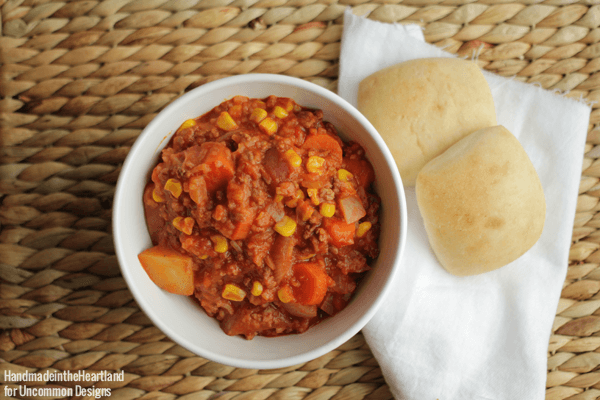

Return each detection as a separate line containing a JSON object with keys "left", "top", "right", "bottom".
{"left": 339, "top": 9, "right": 591, "bottom": 400}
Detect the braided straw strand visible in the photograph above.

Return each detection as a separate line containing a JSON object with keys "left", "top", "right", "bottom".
{"left": 4, "top": 1, "right": 600, "bottom": 399}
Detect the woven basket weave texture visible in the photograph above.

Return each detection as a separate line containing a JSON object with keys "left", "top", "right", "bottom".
{"left": 1, "top": 0, "right": 600, "bottom": 399}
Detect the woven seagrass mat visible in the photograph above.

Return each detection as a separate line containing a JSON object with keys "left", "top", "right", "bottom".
{"left": 2, "top": 0, "right": 600, "bottom": 399}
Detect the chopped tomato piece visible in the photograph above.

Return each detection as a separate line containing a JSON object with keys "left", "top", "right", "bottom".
{"left": 264, "top": 147, "right": 294, "bottom": 184}
{"left": 143, "top": 183, "right": 166, "bottom": 244}
{"left": 271, "top": 235, "right": 296, "bottom": 283}
{"left": 138, "top": 245, "right": 194, "bottom": 296}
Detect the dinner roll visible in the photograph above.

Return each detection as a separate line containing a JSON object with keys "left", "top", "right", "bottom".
{"left": 358, "top": 58, "right": 497, "bottom": 186}
{"left": 415, "top": 125, "right": 546, "bottom": 276}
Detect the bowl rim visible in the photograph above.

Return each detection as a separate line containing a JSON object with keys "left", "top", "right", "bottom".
{"left": 113, "top": 73, "right": 408, "bottom": 369}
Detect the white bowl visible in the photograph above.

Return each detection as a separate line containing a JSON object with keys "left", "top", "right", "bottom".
{"left": 113, "top": 74, "right": 407, "bottom": 370}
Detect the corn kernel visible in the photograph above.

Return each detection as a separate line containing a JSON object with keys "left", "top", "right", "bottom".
{"left": 307, "top": 188, "right": 320, "bottom": 206}
{"left": 259, "top": 117, "right": 278, "bottom": 135}
{"left": 173, "top": 216, "right": 195, "bottom": 235}
{"left": 274, "top": 194, "right": 284, "bottom": 202}
{"left": 152, "top": 188, "right": 164, "bottom": 203}
{"left": 320, "top": 203, "right": 335, "bottom": 218}
{"left": 165, "top": 179, "right": 182, "bottom": 198}
{"left": 179, "top": 119, "right": 196, "bottom": 131}
{"left": 273, "top": 106, "right": 288, "bottom": 119}
{"left": 284, "top": 149, "right": 302, "bottom": 168}
{"left": 274, "top": 216, "right": 297, "bottom": 237}
{"left": 251, "top": 281, "right": 263, "bottom": 297}
{"left": 250, "top": 107, "right": 267, "bottom": 123}
{"left": 211, "top": 235, "right": 228, "bottom": 253}
{"left": 217, "top": 111, "right": 238, "bottom": 131}
{"left": 357, "top": 221, "right": 372, "bottom": 237}
{"left": 306, "top": 156, "right": 325, "bottom": 174}
{"left": 278, "top": 286, "right": 294, "bottom": 303}
{"left": 200, "top": 255, "right": 209, "bottom": 260}
{"left": 337, "top": 169, "right": 354, "bottom": 182}
{"left": 222, "top": 284, "right": 246, "bottom": 302}
{"left": 173, "top": 216, "right": 183, "bottom": 229}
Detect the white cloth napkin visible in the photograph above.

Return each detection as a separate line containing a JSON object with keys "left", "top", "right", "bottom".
{"left": 339, "top": 9, "right": 592, "bottom": 400}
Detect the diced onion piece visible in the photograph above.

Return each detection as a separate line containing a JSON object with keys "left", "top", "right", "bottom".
{"left": 320, "top": 203, "right": 335, "bottom": 218}
{"left": 152, "top": 188, "right": 164, "bottom": 203}
{"left": 284, "top": 149, "right": 302, "bottom": 168}
{"left": 306, "top": 156, "right": 325, "bottom": 174}
{"left": 164, "top": 179, "right": 182, "bottom": 198}
{"left": 339, "top": 196, "right": 366, "bottom": 224}
{"left": 228, "top": 104, "right": 242, "bottom": 118}
{"left": 299, "top": 253, "right": 315, "bottom": 260}
{"left": 211, "top": 235, "right": 228, "bottom": 253}
{"left": 267, "top": 203, "right": 285, "bottom": 223}
{"left": 274, "top": 216, "right": 297, "bottom": 237}
{"left": 337, "top": 169, "right": 354, "bottom": 182}
{"left": 259, "top": 117, "right": 278, "bottom": 135}
{"left": 179, "top": 119, "right": 196, "bottom": 130}
{"left": 284, "top": 99, "right": 294, "bottom": 112}
{"left": 282, "top": 302, "right": 317, "bottom": 318}
{"left": 357, "top": 221, "right": 372, "bottom": 237}
{"left": 250, "top": 107, "right": 267, "bottom": 123}
{"left": 251, "top": 281, "right": 263, "bottom": 297}
{"left": 222, "top": 284, "right": 246, "bottom": 301}
{"left": 285, "top": 189, "right": 305, "bottom": 208}
{"left": 307, "top": 188, "right": 319, "bottom": 206}
{"left": 278, "top": 286, "right": 294, "bottom": 303}
{"left": 173, "top": 216, "right": 195, "bottom": 235}
{"left": 217, "top": 111, "right": 238, "bottom": 131}
{"left": 273, "top": 106, "right": 288, "bottom": 119}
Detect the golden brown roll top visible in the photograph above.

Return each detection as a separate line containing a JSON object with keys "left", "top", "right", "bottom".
{"left": 358, "top": 58, "right": 497, "bottom": 186}
{"left": 415, "top": 125, "right": 546, "bottom": 276}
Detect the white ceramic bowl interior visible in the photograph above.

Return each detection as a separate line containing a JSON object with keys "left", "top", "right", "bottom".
{"left": 113, "top": 74, "right": 407, "bottom": 369}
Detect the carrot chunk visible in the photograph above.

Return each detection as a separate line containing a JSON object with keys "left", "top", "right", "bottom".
{"left": 199, "top": 142, "right": 234, "bottom": 192}
{"left": 138, "top": 245, "right": 194, "bottom": 296}
{"left": 323, "top": 217, "right": 355, "bottom": 247}
{"left": 302, "top": 134, "right": 343, "bottom": 163}
{"left": 342, "top": 157, "right": 375, "bottom": 189}
{"left": 293, "top": 262, "right": 329, "bottom": 305}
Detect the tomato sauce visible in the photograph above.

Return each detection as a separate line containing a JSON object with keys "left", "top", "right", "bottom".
{"left": 141, "top": 95, "right": 380, "bottom": 339}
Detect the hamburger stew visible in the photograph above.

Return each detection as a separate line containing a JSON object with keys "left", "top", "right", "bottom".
{"left": 139, "top": 95, "right": 381, "bottom": 339}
